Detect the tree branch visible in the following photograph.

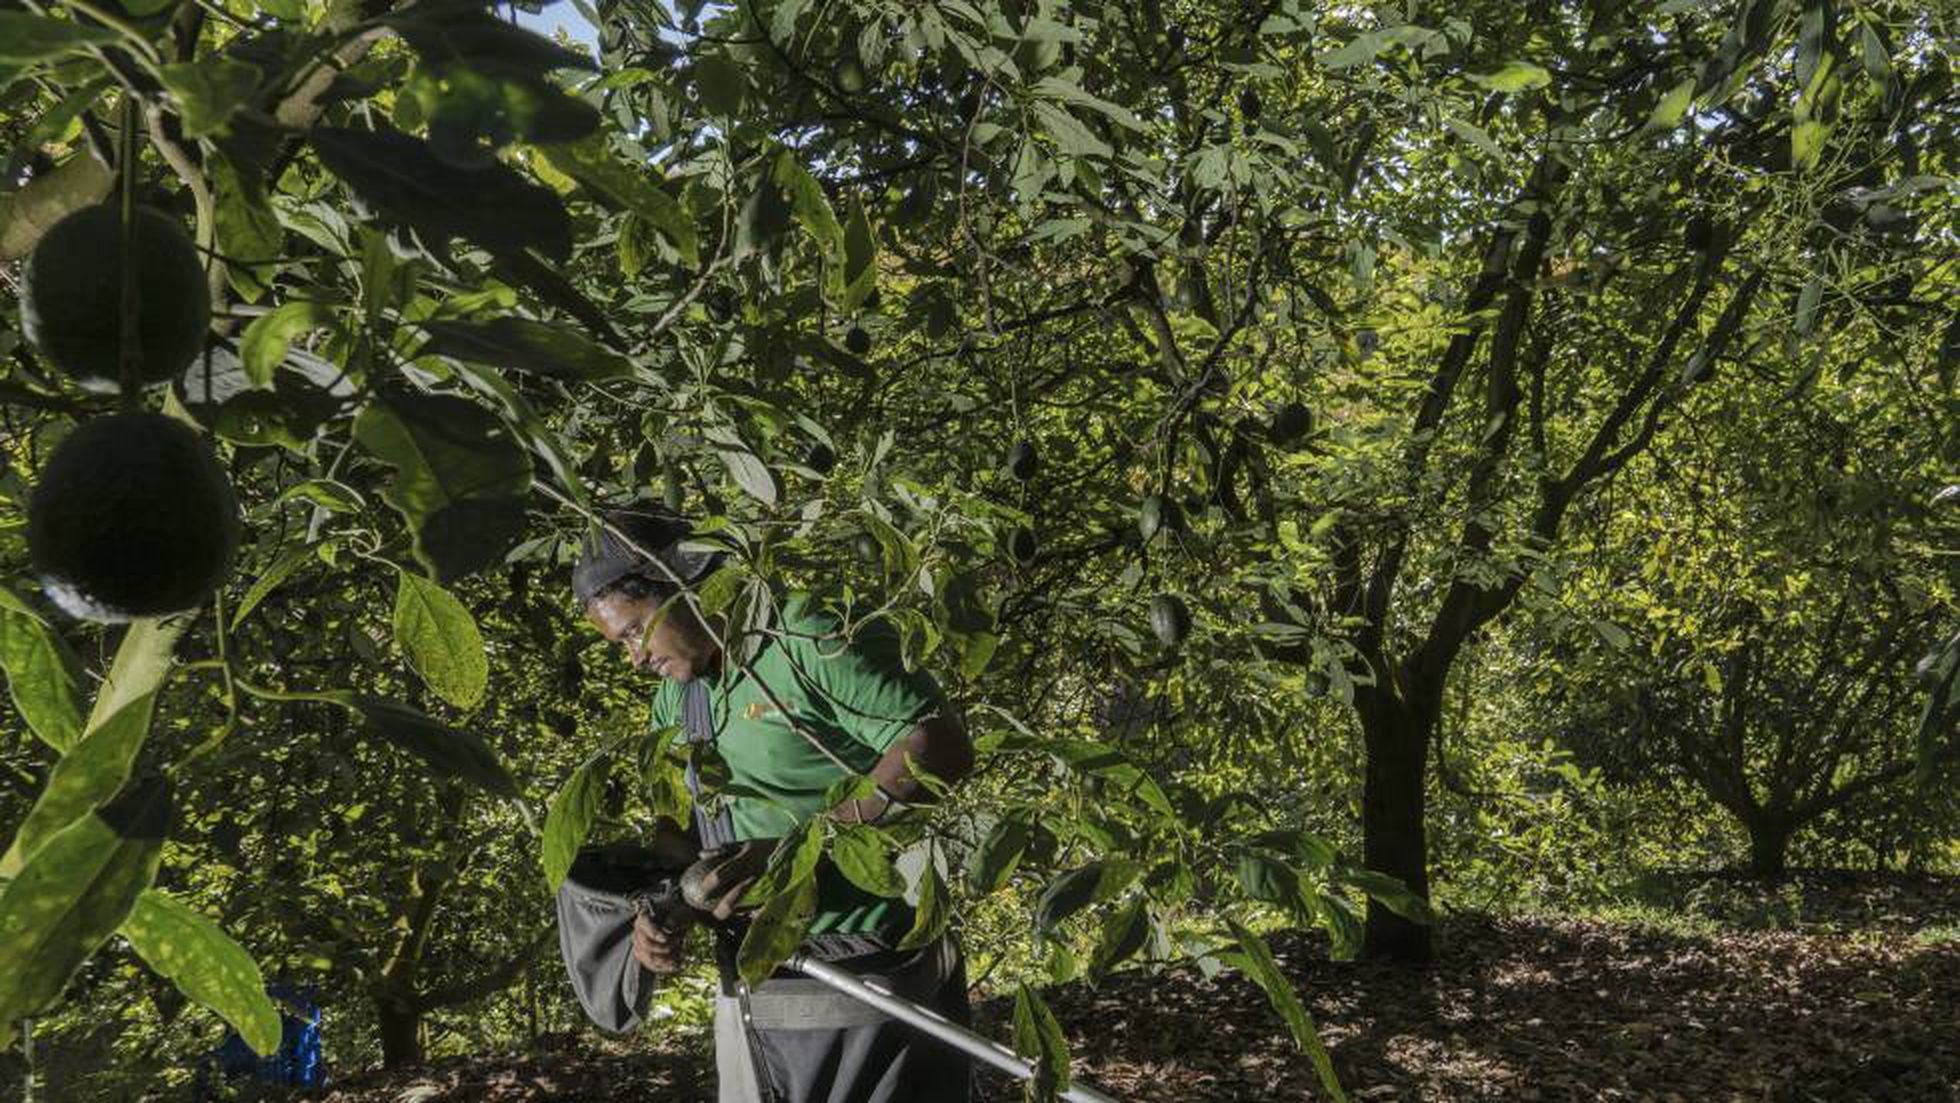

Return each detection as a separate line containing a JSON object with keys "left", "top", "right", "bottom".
{"left": 415, "top": 927, "right": 555, "bottom": 1013}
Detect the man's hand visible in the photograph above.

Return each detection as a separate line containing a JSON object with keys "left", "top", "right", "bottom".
{"left": 680, "top": 839, "right": 777, "bottom": 921}
{"left": 632, "top": 907, "right": 696, "bottom": 974}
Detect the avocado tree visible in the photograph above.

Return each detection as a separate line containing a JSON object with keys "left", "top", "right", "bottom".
{"left": 1540, "top": 340, "right": 1956, "bottom": 874}
{"left": 0, "top": 9, "right": 1947, "bottom": 1097}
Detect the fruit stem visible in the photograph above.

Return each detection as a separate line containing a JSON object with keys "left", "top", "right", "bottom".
{"left": 116, "top": 96, "right": 141, "bottom": 411}
{"left": 230, "top": 676, "right": 349, "bottom": 707}
{"left": 174, "top": 593, "right": 241, "bottom": 773}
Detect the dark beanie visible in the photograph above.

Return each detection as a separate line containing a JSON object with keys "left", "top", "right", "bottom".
{"left": 570, "top": 507, "right": 722, "bottom": 606}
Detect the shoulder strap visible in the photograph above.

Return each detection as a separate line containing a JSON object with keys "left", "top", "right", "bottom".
{"left": 684, "top": 678, "right": 897, "bottom": 965}
{"left": 681, "top": 679, "right": 738, "bottom": 850}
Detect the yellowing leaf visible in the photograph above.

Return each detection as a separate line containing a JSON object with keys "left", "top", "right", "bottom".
{"left": 1469, "top": 61, "right": 1552, "bottom": 93}
{"left": 1644, "top": 78, "right": 1696, "bottom": 132}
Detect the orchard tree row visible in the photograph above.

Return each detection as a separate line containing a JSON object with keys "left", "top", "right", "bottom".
{"left": 0, "top": 0, "right": 1951, "bottom": 1088}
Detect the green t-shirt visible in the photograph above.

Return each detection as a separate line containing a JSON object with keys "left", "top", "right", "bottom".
{"left": 650, "top": 592, "right": 945, "bottom": 935}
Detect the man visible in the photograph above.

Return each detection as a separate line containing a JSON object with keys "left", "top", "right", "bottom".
{"left": 572, "top": 507, "right": 977, "bottom": 1103}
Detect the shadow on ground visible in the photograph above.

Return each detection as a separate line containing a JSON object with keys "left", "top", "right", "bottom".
{"left": 218, "top": 872, "right": 1959, "bottom": 1103}
{"left": 1009, "top": 911, "right": 1958, "bottom": 1101}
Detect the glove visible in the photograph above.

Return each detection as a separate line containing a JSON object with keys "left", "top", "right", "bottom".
{"left": 680, "top": 838, "right": 778, "bottom": 921}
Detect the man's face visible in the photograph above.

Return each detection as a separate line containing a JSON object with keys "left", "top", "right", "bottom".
{"left": 585, "top": 589, "right": 718, "bottom": 683}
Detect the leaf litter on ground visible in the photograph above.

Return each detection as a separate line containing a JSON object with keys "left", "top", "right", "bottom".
{"left": 310, "top": 872, "right": 1959, "bottom": 1102}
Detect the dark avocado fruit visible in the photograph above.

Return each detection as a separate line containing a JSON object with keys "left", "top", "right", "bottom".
{"left": 28, "top": 412, "right": 240, "bottom": 622}
{"left": 21, "top": 204, "right": 211, "bottom": 394}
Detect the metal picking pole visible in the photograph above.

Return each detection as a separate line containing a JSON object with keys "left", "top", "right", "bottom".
{"left": 786, "top": 953, "right": 1122, "bottom": 1103}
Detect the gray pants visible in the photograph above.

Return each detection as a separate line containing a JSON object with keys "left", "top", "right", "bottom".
{"left": 713, "top": 937, "right": 973, "bottom": 1103}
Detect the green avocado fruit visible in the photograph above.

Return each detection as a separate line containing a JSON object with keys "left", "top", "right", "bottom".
{"left": 1149, "top": 594, "right": 1191, "bottom": 647}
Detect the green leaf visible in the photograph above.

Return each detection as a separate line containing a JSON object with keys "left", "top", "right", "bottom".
{"left": 1914, "top": 631, "right": 1960, "bottom": 784}
{"left": 352, "top": 394, "right": 533, "bottom": 582}
{"left": 1795, "top": 274, "right": 1823, "bottom": 335}
{"left": 897, "top": 860, "right": 948, "bottom": 950}
{"left": 1316, "top": 891, "right": 1364, "bottom": 960}
{"left": 0, "top": 692, "right": 155, "bottom": 878}
{"left": 1008, "top": 138, "right": 1049, "bottom": 205}
{"left": 734, "top": 173, "right": 793, "bottom": 259}
{"left": 1031, "top": 76, "right": 1144, "bottom": 130}
{"left": 957, "top": 632, "right": 996, "bottom": 679}
{"left": 444, "top": 358, "right": 586, "bottom": 510}
{"left": 1048, "top": 741, "right": 1173, "bottom": 818}
{"left": 383, "top": 6, "right": 595, "bottom": 75}
{"left": 158, "top": 58, "right": 261, "bottom": 139}
{"left": 694, "top": 54, "right": 746, "bottom": 116}
{"left": 774, "top": 151, "right": 844, "bottom": 261}
{"left": 382, "top": 5, "right": 602, "bottom": 157}
{"left": 1791, "top": 119, "right": 1830, "bottom": 170}
{"left": 418, "top": 317, "right": 632, "bottom": 382}
{"left": 842, "top": 196, "right": 876, "bottom": 290}
{"left": 1856, "top": 19, "right": 1892, "bottom": 84}
{"left": 1032, "top": 102, "right": 1112, "bottom": 159}
{"left": 771, "top": 0, "right": 813, "bottom": 42}
{"left": 537, "top": 137, "right": 698, "bottom": 267}
{"left": 967, "top": 817, "right": 1030, "bottom": 894}
{"left": 1643, "top": 78, "right": 1696, "bottom": 132}
{"left": 1225, "top": 920, "right": 1345, "bottom": 1101}
{"left": 0, "top": 149, "right": 112, "bottom": 261}
{"left": 831, "top": 826, "right": 906, "bottom": 898}
{"left": 1088, "top": 896, "right": 1149, "bottom": 979}
{"left": 407, "top": 63, "right": 600, "bottom": 165}
{"left": 392, "top": 569, "right": 489, "bottom": 710}
{"left": 1795, "top": 0, "right": 1831, "bottom": 91}
{"left": 1335, "top": 867, "right": 1434, "bottom": 924}
{"left": 1035, "top": 860, "right": 1140, "bottom": 933}
{"left": 1237, "top": 853, "right": 1311, "bottom": 916}
{"left": 0, "top": 591, "right": 84, "bottom": 752}
{"left": 1315, "top": 33, "right": 1383, "bottom": 69}
{"left": 209, "top": 152, "right": 283, "bottom": 288}
{"left": 276, "top": 479, "right": 365, "bottom": 514}
{"left": 704, "top": 425, "right": 778, "bottom": 507}
{"left": 762, "top": 817, "right": 826, "bottom": 892}
{"left": 541, "top": 759, "right": 603, "bottom": 890}
{"left": 1594, "top": 620, "right": 1631, "bottom": 651}
{"left": 1468, "top": 61, "right": 1552, "bottom": 92}
{"left": 857, "top": 511, "right": 918, "bottom": 582}
{"left": 1444, "top": 117, "right": 1503, "bottom": 159}
{"left": 231, "top": 542, "right": 325, "bottom": 630}
{"left": 0, "top": 777, "right": 169, "bottom": 1049}
{"left": 120, "top": 890, "right": 281, "bottom": 1057}
{"left": 0, "top": 13, "right": 116, "bottom": 62}
{"left": 310, "top": 126, "right": 572, "bottom": 262}
{"left": 345, "top": 695, "right": 519, "bottom": 797}
{"left": 239, "top": 301, "right": 335, "bottom": 389}
{"left": 736, "top": 872, "right": 817, "bottom": 988}
{"left": 1011, "top": 983, "right": 1071, "bottom": 1096}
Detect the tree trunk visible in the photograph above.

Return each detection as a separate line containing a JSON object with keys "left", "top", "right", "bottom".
{"left": 1745, "top": 816, "right": 1793, "bottom": 876}
{"left": 375, "top": 997, "right": 422, "bottom": 1068}
{"left": 1356, "top": 680, "right": 1437, "bottom": 964}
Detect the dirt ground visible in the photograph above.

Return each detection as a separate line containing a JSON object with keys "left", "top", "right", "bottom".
{"left": 305, "top": 872, "right": 1960, "bottom": 1102}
